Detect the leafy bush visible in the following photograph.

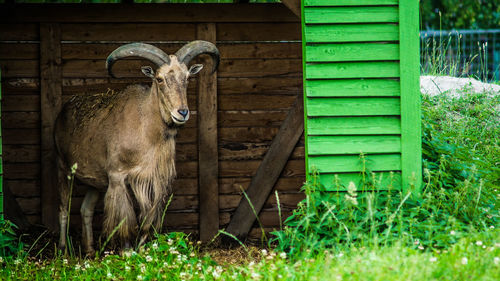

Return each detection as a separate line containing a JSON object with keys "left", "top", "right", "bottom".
{"left": 0, "top": 220, "right": 24, "bottom": 258}
{"left": 271, "top": 90, "right": 499, "bottom": 257}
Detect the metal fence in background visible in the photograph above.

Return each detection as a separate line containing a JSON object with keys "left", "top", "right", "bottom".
{"left": 420, "top": 29, "right": 500, "bottom": 82}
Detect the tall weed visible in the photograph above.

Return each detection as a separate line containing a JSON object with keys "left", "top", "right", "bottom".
{"left": 272, "top": 90, "right": 499, "bottom": 257}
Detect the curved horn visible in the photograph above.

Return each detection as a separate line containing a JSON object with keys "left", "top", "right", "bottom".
{"left": 175, "top": 40, "right": 220, "bottom": 73}
{"left": 106, "top": 43, "right": 170, "bottom": 78}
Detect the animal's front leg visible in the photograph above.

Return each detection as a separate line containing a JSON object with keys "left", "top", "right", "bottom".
{"left": 103, "top": 172, "right": 137, "bottom": 250}
{"left": 81, "top": 187, "right": 100, "bottom": 256}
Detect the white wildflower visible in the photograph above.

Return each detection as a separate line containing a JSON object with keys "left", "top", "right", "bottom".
{"left": 137, "top": 275, "right": 143, "bottom": 280}
{"left": 280, "top": 252, "right": 287, "bottom": 259}
{"left": 429, "top": 257, "right": 437, "bottom": 262}
{"left": 152, "top": 243, "right": 158, "bottom": 250}
{"left": 418, "top": 245, "right": 424, "bottom": 250}
{"left": 450, "top": 231, "right": 456, "bottom": 235}
{"left": 347, "top": 181, "right": 357, "bottom": 196}
{"left": 63, "top": 259, "right": 68, "bottom": 265}
{"left": 212, "top": 271, "right": 221, "bottom": 279}
{"left": 84, "top": 261, "right": 90, "bottom": 269}
{"left": 146, "top": 255, "right": 153, "bottom": 262}
{"left": 0, "top": 257, "right": 3, "bottom": 263}
{"left": 190, "top": 252, "right": 195, "bottom": 257}
{"left": 461, "top": 257, "right": 468, "bottom": 265}
{"left": 261, "top": 249, "right": 268, "bottom": 256}
{"left": 251, "top": 272, "right": 261, "bottom": 279}
{"left": 107, "top": 272, "right": 113, "bottom": 278}
{"left": 476, "top": 241, "right": 483, "bottom": 246}
{"left": 125, "top": 265, "right": 131, "bottom": 271}
{"left": 13, "top": 259, "right": 21, "bottom": 265}
{"left": 494, "top": 257, "right": 499, "bottom": 265}
{"left": 74, "top": 264, "right": 81, "bottom": 271}
{"left": 168, "top": 239, "right": 174, "bottom": 246}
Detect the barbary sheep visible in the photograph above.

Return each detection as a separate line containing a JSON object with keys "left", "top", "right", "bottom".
{"left": 54, "top": 41, "right": 219, "bottom": 255}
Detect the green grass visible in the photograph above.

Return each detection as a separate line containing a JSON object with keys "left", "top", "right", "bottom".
{"left": 1, "top": 87, "right": 499, "bottom": 280}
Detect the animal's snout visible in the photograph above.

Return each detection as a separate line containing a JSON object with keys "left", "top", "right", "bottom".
{"left": 178, "top": 109, "right": 189, "bottom": 118}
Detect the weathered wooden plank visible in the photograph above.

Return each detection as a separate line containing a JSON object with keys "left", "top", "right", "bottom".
{"left": 217, "top": 23, "right": 301, "bottom": 41}
{"left": 0, "top": 24, "right": 39, "bottom": 40}
{"left": 2, "top": 129, "right": 40, "bottom": 145}
{"left": 219, "top": 127, "right": 279, "bottom": 142}
{"left": 2, "top": 112, "right": 40, "bottom": 128}
{"left": 317, "top": 172, "right": 402, "bottom": 190}
{"left": 3, "top": 163, "right": 40, "bottom": 179}
{"left": 219, "top": 177, "right": 304, "bottom": 194}
{"left": 4, "top": 180, "right": 40, "bottom": 198}
{"left": 219, "top": 159, "right": 305, "bottom": 178}
{"left": 305, "top": 79, "right": 400, "bottom": 97}
{"left": 309, "top": 154, "right": 401, "bottom": 173}
{"left": 61, "top": 23, "right": 196, "bottom": 41}
{"left": 305, "top": 24, "right": 399, "bottom": 43}
{"left": 0, "top": 4, "right": 299, "bottom": 23}
{"left": 306, "top": 62, "right": 400, "bottom": 79}
{"left": 3, "top": 145, "right": 40, "bottom": 163}
{"left": 306, "top": 43, "right": 399, "bottom": 62}
{"left": 304, "top": 0, "right": 398, "bottom": 6}
{"left": 219, "top": 142, "right": 304, "bottom": 161}
{"left": 308, "top": 135, "right": 401, "bottom": 155}
{"left": 220, "top": 193, "right": 304, "bottom": 211}
{"left": 0, "top": 43, "right": 39, "bottom": 59}
{"left": 219, "top": 95, "right": 296, "bottom": 111}
{"left": 218, "top": 77, "right": 302, "bottom": 95}
{"left": 305, "top": 6, "right": 399, "bottom": 23}
{"left": 2, "top": 95, "right": 40, "bottom": 112}
{"left": 197, "top": 23, "right": 219, "bottom": 242}
{"left": 0, "top": 60, "right": 39, "bottom": 78}
{"left": 2, "top": 78, "right": 40, "bottom": 91}
{"left": 40, "top": 23, "right": 62, "bottom": 231}
{"left": 218, "top": 111, "right": 288, "bottom": 128}
{"left": 61, "top": 43, "right": 301, "bottom": 60}
{"left": 59, "top": 77, "right": 302, "bottom": 96}
{"left": 306, "top": 97, "right": 400, "bottom": 116}
{"left": 307, "top": 116, "right": 401, "bottom": 135}
{"left": 399, "top": 0, "right": 422, "bottom": 194}
{"left": 62, "top": 59, "right": 302, "bottom": 78}
{"left": 225, "top": 94, "right": 304, "bottom": 242}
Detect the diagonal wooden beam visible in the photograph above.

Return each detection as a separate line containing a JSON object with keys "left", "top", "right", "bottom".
{"left": 281, "top": 0, "right": 301, "bottom": 18}
{"left": 224, "top": 94, "right": 304, "bottom": 242}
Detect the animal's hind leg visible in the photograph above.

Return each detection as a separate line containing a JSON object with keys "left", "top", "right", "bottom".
{"left": 81, "top": 187, "right": 99, "bottom": 256}
{"left": 58, "top": 167, "right": 70, "bottom": 252}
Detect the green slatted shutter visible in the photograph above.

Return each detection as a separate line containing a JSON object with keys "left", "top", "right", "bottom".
{"left": 302, "top": 0, "right": 422, "bottom": 193}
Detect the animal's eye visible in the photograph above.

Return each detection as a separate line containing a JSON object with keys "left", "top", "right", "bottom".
{"left": 156, "top": 78, "right": 164, "bottom": 83}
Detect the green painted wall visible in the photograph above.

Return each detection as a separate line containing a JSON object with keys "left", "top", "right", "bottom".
{"left": 302, "top": 0, "right": 422, "bottom": 193}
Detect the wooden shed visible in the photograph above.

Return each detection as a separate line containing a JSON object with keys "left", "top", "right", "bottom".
{"left": 0, "top": 1, "right": 421, "bottom": 242}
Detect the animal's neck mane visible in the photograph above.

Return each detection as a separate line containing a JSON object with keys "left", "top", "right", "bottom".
{"left": 127, "top": 82, "right": 178, "bottom": 231}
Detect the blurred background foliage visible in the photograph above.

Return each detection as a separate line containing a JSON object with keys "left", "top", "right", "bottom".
{"left": 420, "top": 0, "right": 500, "bottom": 30}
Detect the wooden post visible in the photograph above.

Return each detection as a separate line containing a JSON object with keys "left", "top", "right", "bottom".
{"left": 225, "top": 94, "right": 304, "bottom": 242}
{"left": 40, "top": 23, "right": 62, "bottom": 232}
{"left": 197, "top": 23, "right": 219, "bottom": 242}
{"left": 399, "top": 0, "right": 422, "bottom": 195}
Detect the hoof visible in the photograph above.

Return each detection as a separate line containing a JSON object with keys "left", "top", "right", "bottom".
{"left": 85, "top": 248, "right": 96, "bottom": 258}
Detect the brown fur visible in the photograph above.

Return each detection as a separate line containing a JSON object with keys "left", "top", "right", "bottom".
{"left": 55, "top": 56, "right": 201, "bottom": 252}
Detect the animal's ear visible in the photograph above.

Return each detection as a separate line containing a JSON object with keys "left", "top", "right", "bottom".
{"left": 188, "top": 64, "right": 204, "bottom": 76}
{"left": 141, "top": 66, "right": 155, "bottom": 78}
